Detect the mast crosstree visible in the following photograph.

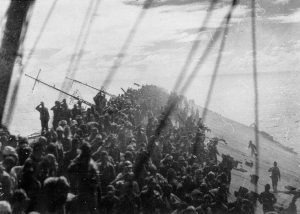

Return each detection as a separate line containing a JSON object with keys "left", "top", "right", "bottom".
{"left": 66, "top": 77, "right": 115, "bottom": 98}
{"left": 25, "top": 73, "right": 94, "bottom": 107}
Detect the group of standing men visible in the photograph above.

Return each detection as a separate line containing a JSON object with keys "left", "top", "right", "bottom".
{"left": 37, "top": 101, "right": 283, "bottom": 195}
{"left": 36, "top": 99, "right": 82, "bottom": 133}
{"left": 35, "top": 95, "right": 288, "bottom": 214}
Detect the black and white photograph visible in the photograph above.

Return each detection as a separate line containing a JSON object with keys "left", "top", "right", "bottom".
{"left": 0, "top": 0, "right": 300, "bottom": 213}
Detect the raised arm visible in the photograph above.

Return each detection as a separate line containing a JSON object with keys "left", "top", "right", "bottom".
{"left": 35, "top": 103, "right": 41, "bottom": 111}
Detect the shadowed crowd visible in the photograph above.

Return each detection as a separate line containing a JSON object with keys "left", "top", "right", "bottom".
{"left": 0, "top": 85, "right": 297, "bottom": 214}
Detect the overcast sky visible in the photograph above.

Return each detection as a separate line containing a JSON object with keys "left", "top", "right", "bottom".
{"left": 1, "top": 0, "right": 300, "bottom": 144}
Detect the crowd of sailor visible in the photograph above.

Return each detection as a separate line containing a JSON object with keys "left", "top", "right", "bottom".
{"left": 0, "top": 85, "right": 296, "bottom": 214}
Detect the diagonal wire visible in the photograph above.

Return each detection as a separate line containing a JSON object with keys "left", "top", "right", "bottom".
{"left": 134, "top": 0, "right": 239, "bottom": 178}
{"left": 2, "top": 0, "right": 36, "bottom": 126}
{"left": 200, "top": 8, "right": 251, "bottom": 193}
{"left": 59, "top": 0, "right": 96, "bottom": 99}
{"left": 67, "top": 0, "right": 102, "bottom": 83}
{"left": 22, "top": 0, "right": 59, "bottom": 71}
{"left": 101, "top": 0, "right": 155, "bottom": 90}
{"left": 251, "top": 0, "right": 260, "bottom": 195}
{"left": 172, "top": 0, "right": 218, "bottom": 92}
{"left": 4, "top": 0, "right": 58, "bottom": 126}
{"left": 157, "top": 0, "right": 238, "bottom": 140}
{"left": 66, "top": 0, "right": 217, "bottom": 96}
{"left": 162, "top": 0, "right": 238, "bottom": 140}
{"left": 178, "top": 0, "right": 238, "bottom": 97}
{"left": 201, "top": 16, "right": 231, "bottom": 121}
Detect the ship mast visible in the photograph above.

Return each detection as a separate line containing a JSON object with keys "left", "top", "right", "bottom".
{"left": 66, "top": 76, "right": 115, "bottom": 97}
{"left": 25, "top": 74, "right": 94, "bottom": 107}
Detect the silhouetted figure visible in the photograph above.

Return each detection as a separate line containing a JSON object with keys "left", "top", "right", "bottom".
{"left": 61, "top": 99, "right": 71, "bottom": 123}
{"left": 248, "top": 140, "right": 257, "bottom": 157}
{"left": 268, "top": 161, "right": 281, "bottom": 192}
{"left": 51, "top": 101, "right": 62, "bottom": 129}
{"left": 36, "top": 102, "right": 49, "bottom": 133}
{"left": 259, "top": 184, "right": 276, "bottom": 214}
{"left": 68, "top": 142, "right": 100, "bottom": 214}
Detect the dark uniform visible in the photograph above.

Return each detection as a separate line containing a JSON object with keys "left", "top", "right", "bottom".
{"left": 68, "top": 143, "right": 100, "bottom": 214}
{"left": 268, "top": 162, "right": 280, "bottom": 192}
{"left": 259, "top": 184, "right": 277, "bottom": 213}
{"left": 248, "top": 140, "right": 257, "bottom": 157}
{"left": 36, "top": 102, "right": 50, "bottom": 133}
{"left": 51, "top": 101, "right": 62, "bottom": 129}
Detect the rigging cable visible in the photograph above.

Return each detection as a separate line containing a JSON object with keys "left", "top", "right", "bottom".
{"left": 1, "top": 0, "right": 36, "bottom": 126}
{"left": 134, "top": 0, "right": 239, "bottom": 178}
{"left": 101, "top": 0, "right": 155, "bottom": 90}
{"left": 200, "top": 0, "right": 256, "bottom": 195}
{"left": 172, "top": 0, "right": 218, "bottom": 92}
{"left": 161, "top": 0, "right": 238, "bottom": 141}
{"left": 251, "top": 0, "right": 260, "bottom": 195}
{"left": 59, "top": 0, "right": 96, "bottom": 99}
{"left": 201, "top": 14, "right": 231, "bottom": 120}
{"left": 65, "top": 0, "right": 102, "bottom": 87}
{"left": 200, "top": 4, "right": 257, "bottom": 192}
{"left": 3, "top": 0, "right": 58, "bottom": 126}
{"left": 178, "top": 0, "right": 238, "bottom": 96}
{"left": 22, "top": 0, "right": 59, "bottom": 71}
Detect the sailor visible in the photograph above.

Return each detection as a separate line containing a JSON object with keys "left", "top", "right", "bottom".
{"left": 71, "top": 104, "right": 81, "bottom": 120}
{"left": 268, "top": 161, "right": 281, "bottom": 192}
{"left": 259, "top": 184, "right": 277, "bottom": 213}
{"left": 68, "top": 142, "right": 100, "bottom": 213}
{"left": 61, "top": 99, "right": 71, "bottom": 123}
{"left": 61, "top": 98, "right": 68, "bottom": 110}
{"left": 51, "top": 101, "right": 62, "bottom": 129}
{"left": 248, "top": 140, "right": 257, "bottom": 157}
{"left": 207, "top": 138, "right": 219, "bottom": 165}
{"left": 35, "top": 102, "right": 50, "bottom": 133}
